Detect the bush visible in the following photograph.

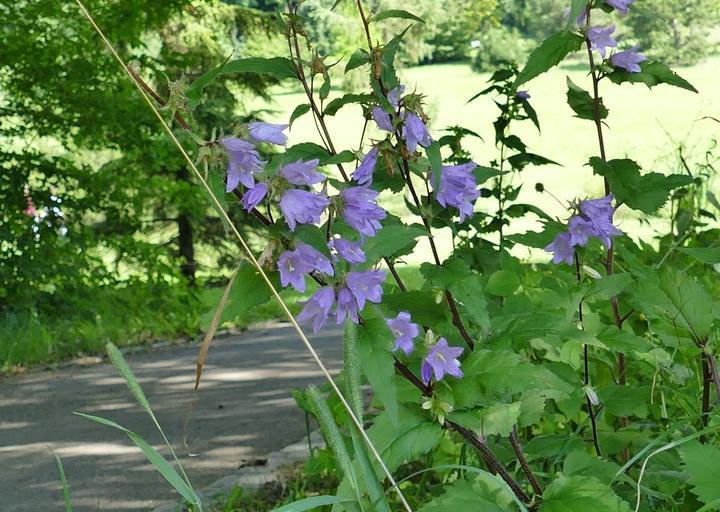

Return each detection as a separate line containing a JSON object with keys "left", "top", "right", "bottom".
{"left": 470, "top": 25, "right": 531, "bottom": 72}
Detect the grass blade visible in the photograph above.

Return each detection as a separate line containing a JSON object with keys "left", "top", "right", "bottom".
{"left": 50, "top": 449, "right": 72, "bottom": 512}
{"left": 351, "top": 426, "right": 391, "bottom": 512}
{"left": 75, "top": 413, "right": 201, "bottom": 507}
{"left": 272, "top": 495, "right": 353, "bottom": 512}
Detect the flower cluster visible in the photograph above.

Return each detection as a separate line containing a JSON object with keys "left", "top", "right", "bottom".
{"left": 584, "top": 0, "right": 645, "bottom": 74}
{"left": 545, "top": 195, "right": 623, "bottom": 265}
{"left": 372, "top": 86, "right": 433, "bottom": 154}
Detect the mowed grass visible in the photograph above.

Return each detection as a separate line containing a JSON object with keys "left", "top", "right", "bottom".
{"left": 247, "top": 57, "right": 720, "bottom": 261}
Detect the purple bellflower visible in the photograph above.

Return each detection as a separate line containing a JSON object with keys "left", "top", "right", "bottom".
{"left": 345, "top": 270, "right": 386, "bottom": 309}
{"left": 516, "top": 90, "right": 531, "bottom": 100}
{"left": 421, "top": 338, "right": 464, "bottom": 383}
{"left": 328, "top": 238, "right": 366, "bottom": 265}
{"left": 435, "top": 162, "right": 481, "bottom": 222}
{"left": 222, "top": 137, "right": 264, "bottom": 192}
{"left": 241, "top": 182, "right": 268, "bottom": 212}
{"left": 402, "top": 112, "right": 432, "bottom": 153}
{"left": 567, "top": 215, "right": 595, "bottom": 247}
{"left": 372, "top": 106, "right": 394, "bottom": 132}
{"left": 579, "top": 195, "right": 623, "bottom": 248}
{"left": 341, "top": 186, "right": 387, "bottom": 237}
{"left": 335, "top": 287, "right": 360, "bottom": 324}
{"left": 248, "top": 121, "right": 288, "bottom": 146}
{"left": 280, "top": 189, "right": 330, "bottom": 231}
{"left": 611, "top": 47, "right": 646, "bottom": 73}
{"left": 388, "top": 85, "right": 405, "bottom": 109}
{"left": 587, "top": 25, "right": 617, "bottom": 58}
{"left": 353, "top": 146, "right": 378, "bottom": 186}
{"left": 277, "top": 242, "right": 334, "bottom": 293}
{"left": 606, "top": 0, "right": 635, "bottom": 15}
{"left": 295, "top": 242, "right": 334, "bottom": 276}
{"left": 297, "top": 286, "right": 335, "bottom": 334}
{"left": 387, "top": 311, "right": 419, "bottom": 356}
{"left": 280, "top": 159, "right": 325, "bottom": 186}
{"left": 545, "top": 231, "right": 575, "bottom": 265}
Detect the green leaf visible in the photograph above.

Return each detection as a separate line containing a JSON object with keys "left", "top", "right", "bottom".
{"left": 324, "top": 93, "right": 373, "bottom": 116}
{"left": 380, "top": 26, "right": 412, "bottom": 89}
{"left": 272, "top": 496, "right": 353, "bottom": 512}
{"left": 372, "top": 9, "right": 425, "bottom": 23}
{"left": 566, "top": 77, "right": 607, "bottom": 120}
{"left": 382, "top": 291, "right": 449, "bottom": 326}
{"left": 187, "top": 57, "right": 296, "bottom": 108}
{"left": 599, "top": 385, "right": 651, "bottom": 418}
{"left": 418, "top": 477, "right": 519, "bottom": 512}
{"left": 678, "top": 247, "right": 720, "bottom": 265}
{"left": 515, "top": 31, "right": 584, "bottom": 87}
{"left": 589, "top": 157, "right": 693, "bottom": 213}
{"left": 319, "top": 77, "right": 331, "bottom": 100}
{"left": 368, "top": 406, "right": 443, "bottom": 472}
{"left": 681, "top": 441, "right": 720, "bottom": 507}
{"left": 541, "top": 475, "right": 632, "bottom": 511}
{"left": 486, "top": 270, "right": 521, "bottom": 297}
{"left": 362, "top": 223, "right": 427, "bottom": 265}
{"left": 474, "top": 166, "right": 506, "bottom": 184}
{"left": 75, "top": 413, "right": 200, "bottom": 506}
{"left": 563, "top": 451, "right": 621, "bottom": 485}
{"left": 608, "top": 60, "right": 698, "bottom": 93}
{"left": 281, "top": 142, "right": 354, "bottom": 166}
{"left": 289, "top": 104, "right": 311, "bottom": 127}
{"left": 52, "top": 450, "right": 72, "bottom": 512}
{"left": 357, "top": 313, "right": 398, "bottom": 424}
{"left": 507, "top": 152, "right": 559, "bottom": 170}
{"left": 345, "top": 49, "right": 370, "bottom": 73}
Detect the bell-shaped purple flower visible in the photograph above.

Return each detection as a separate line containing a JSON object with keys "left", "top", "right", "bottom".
{"left": 328, "top": 238, "right": 366, "bottom": 264}
{"left": 222, "top": 137, "right": 265, "bottom": 192}
{"left": 606, "top": 0, "right": 635, "bottom": 15}
{"left": 387, "top": 311, "right": 419, "bottom": 356}
{"left": 402, "top": 112, "right": 432, "bottom": 153}
{"left": 345, "top": 270, "right": 386, "bottom": 309}
{"left": 241, "top": 182, "right": 268, "bottom": 212}
{"left": 388, "top": 85, "right": 405, "bottom": 109}
{"left": 611, "top": 47, "right": 646, "bottom": 73}
{"left": 567, "top": 215, "right": 595, "bottom": 247}
{"left": 278, "top": 249, "right": 313, "bottom": 292}
{"left": 421, "top": 338, "right": 463, "bottom": 383}
{"left": 248, "top": 121, "right": 288, "bottom": 146}
{"left": 335, "top": 287, "right": 360, "bottom": 324}
{"left": 516, "top": 90, "right": 531, "bottom": 100}
{"left": 587, "top": 25, "right": 617, "bottom": 58}
{"left": 280, "top": 159, "right": 325, "bottom": 186}
{"left": 353, "top": 146, "right": 378, "bottom": 186}
{"left": 372, "top": 106, "right": 393, "bottom": 132}
{"left": 435, "top": 162, "right": 481, "bottom": 222}
{"left": 297, "top": 286, "right": 335, "bottom": 334}
{"left": 280, "top": 189, "right": 330, "bottom": 231}
{"left": 341, "top": 186, "right": 387, "bottom": 237}
{"left": 295, "top": 242, "right": 334, "bottom": 276}
{"left": 544, "top": 231, "right": 575, "bottom": 265}
{"left": 579, "top": 195, "right": 623, "bottom": 248}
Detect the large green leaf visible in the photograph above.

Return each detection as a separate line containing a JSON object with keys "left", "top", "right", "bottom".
{"left": 418, "top": 477, "right": 519, "bottom": 512}
{"left": 541, "top": 475, "right": 631, "bottom": 511}
{"left": 589, "top": 157, "right": 693, "bottom": 213}
{"left": 357, "top": 313, "right": 399, "bottom": 424}
{"left": 566, "top": 77, "right": 608, "bottom": 120}
{"left": 680, "top": 441, "right": 720, "bottom": 507}
{"left": 608, "top": 61, "right": 697, "bottom": 93}
{"left": 382, "top": 291, "right": 450, "bottom": 326}
{"left": 361, "top": 223, "right": 427, "bottom": 265}
{"left": 372, "top": 9, "right": 425, "bottom": 24}
{"left": 515, "top": 31, "right": 584, "bottom": 87}
{"left": 187, "top": 57, "right": 296, "bottom": 108}
{"left": 75, "top": 413, "right": 200, "bottom": 507}
{"left": 324, "top": 93, "right": 373, "bottom": 116}
{"left": 678, "top": 247, "right": 720, "bottom": 265}
{"left": 486, "top": 270, "right": 521, "bottom": 297}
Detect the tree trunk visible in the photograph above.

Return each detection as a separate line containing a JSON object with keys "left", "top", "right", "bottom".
{"left": 176, "top": 167, "right": 196, "bottom": 285}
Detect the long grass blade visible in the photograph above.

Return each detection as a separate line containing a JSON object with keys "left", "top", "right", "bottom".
{"left": 75, "top": 413, "right": 201, "bottom": 507}
{"left": 351, "top": 427, "right": 391, "bottom": 512}
{"left": 71, "top": 2, "right": 410, "bottom": 509}
{"left": 50, "top": 449, "right": 73, "bottom": 512}
{"left": 272, "top": 496, "right": 353, "bottom": 512}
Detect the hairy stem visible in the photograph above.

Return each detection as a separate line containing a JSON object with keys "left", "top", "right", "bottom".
{"left": 510, "top": 427, "right": 543, "bottom": 496}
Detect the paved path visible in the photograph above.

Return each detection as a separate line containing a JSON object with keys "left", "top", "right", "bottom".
{"left": 0, "top": 323, "right": 343, "bottom": 511}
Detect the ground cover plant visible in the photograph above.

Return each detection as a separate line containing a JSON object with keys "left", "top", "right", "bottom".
{"left": 61, "top": 0, "right": 720, "bottom": 510}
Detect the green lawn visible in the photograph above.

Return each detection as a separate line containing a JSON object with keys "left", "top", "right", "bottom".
{"left": 248, "top": 57, "right": 720, "bottom": 261}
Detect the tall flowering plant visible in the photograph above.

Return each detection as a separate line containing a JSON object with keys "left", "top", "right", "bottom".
{"left": 113, "top": 0, "right": 719, "bottom": 510}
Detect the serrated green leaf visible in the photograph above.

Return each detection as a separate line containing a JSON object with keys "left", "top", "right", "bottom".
{"left": 541, "top": 475, "right": 632, "bottom": 511}
{"left": 515, "top": 31, "right": 584, "bottom": 87}
{"left": 608, "top": 60, "right": 697, "bottom": 93}
{"left": 324, "top": 93, "right": 373, "bottom": 116}
{"left": 345, "top": 49, "right": 370, "bottom": 73}
{"left": 361, "top": 223, "right": 427, "bottom": 265}
{"left": 486, "top": 270, "right": 521, "bottom": 297}
{"left": 372, "top": 9, "right": 425, "bottom": 24}
{"left": 289, "top": 104, "right": 311, "bottom": 127}
{"left": 566, "top": 76, "right": 608, "bottom": 120}
{"left": 678, "top": 247, "right": 720, "bottom": 265}
{"left": 680, "top": 441, "right": 720, "bottom": 507}
{"left": 418, "top": 477, "right": 518, "bottom": 512}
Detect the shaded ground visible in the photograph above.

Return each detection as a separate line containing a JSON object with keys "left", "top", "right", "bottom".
{"left": 0, "top": 323, "right": 343, "bottom": 511}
